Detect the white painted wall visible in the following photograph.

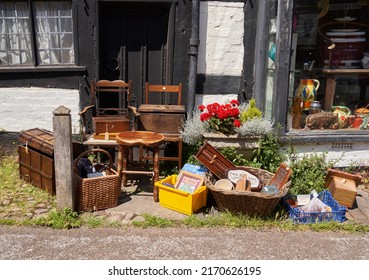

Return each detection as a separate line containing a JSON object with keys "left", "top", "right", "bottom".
{"left": 198, "top": 2, "right": 244, "bottom": 76}
{"left": 280, "top": 142, "right": 369, "bottom": 167}
{"left": 195, "top": 93, "right": 238, "bottom": 108}
{"left": 0, "top": 87, "right": 81, "bottom": 133}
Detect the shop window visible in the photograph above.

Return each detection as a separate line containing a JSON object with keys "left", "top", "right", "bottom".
{"left": 0, "top": 1, "right": 74, "bottom": 66}
{"left": 289, "top": 0, "right": 369, "bottom": 131}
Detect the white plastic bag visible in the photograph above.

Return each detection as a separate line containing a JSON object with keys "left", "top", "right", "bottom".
{"left": 298, "top": 190, "right": 331, "bottom": 213}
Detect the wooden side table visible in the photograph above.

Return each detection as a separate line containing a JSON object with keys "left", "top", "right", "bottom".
{"left": 116, "top": 131, "right": 165, "bottom": 202}
{"left": 322, "top": 69, "right": 369, "bottom": 111}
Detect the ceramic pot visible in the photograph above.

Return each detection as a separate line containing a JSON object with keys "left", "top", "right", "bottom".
{"left": 295, "top": 79, "right": 320, "bottom": 110}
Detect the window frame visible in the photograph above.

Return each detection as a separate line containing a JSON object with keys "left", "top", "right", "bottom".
{"left": 0, "top": 0, "right": 81, "bottom": 71}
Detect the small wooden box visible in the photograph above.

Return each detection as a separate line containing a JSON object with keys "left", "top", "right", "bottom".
{"left": 138, "top": 104, "right": 185, "bottom": 134}
{"left": 327, "top": 176, "right": 357, "bottom": 208}
{"left": 325, "top": 169, "right": 362, "bottom": 209}
{"left": 93, "top": 116, "right": 130, "bottom": 135}
{"left": 195, "top": 141, "right": 236, "bottom": 179}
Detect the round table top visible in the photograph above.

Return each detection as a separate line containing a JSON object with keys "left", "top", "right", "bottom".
{"left": 116, "top": 131, "right": 165, "bottom": 147}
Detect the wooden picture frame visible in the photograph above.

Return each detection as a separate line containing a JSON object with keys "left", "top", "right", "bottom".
{"left": 175, "top": 170, "right": 205, "bottom": 194}
{"left": 268, "top": 163, "right": 293, "bottom": 190}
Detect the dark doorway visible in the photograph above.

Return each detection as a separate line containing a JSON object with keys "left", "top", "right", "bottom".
{"left": 98, "top": 2, "right": 173, "bottom": 107}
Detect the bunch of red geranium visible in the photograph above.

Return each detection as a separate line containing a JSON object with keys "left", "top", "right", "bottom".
{"left": 198, "top": 100, "right": 241, "bottom": 135}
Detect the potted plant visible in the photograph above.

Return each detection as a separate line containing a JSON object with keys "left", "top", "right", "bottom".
{"left": 180, "top": 99, "right": 274, "bottom": 159}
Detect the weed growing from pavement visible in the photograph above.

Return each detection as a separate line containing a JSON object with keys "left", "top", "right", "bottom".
{"left": 132, "top": 213, "right": 175, "bottom": 228}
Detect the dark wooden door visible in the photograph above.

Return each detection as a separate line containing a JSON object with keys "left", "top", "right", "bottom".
{"left": 98, "top": 2, "right": 172, "bottom": 107}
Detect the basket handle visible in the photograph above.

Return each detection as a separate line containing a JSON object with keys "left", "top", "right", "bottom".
{"left": 73, "top": 148, "right": 113, "bottom": 168}
{"left": 355, "top": 100, "right": 369, "bottom": 111}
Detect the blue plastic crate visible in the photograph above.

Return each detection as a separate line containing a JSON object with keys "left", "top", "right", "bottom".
{"left": 284, "top": 190, "right": 347, "bottom": 224}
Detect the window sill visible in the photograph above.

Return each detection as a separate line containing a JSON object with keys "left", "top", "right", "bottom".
{"left": 0, "top": 65, "right": 87, "bottom": 73}
{"left": 281, "top": 128, "right": 369, "bottom": 143}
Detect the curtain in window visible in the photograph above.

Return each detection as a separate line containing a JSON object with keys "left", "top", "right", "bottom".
{"left": 34, "top": 1, "right": 74, "bottom": 65}
{"left": 0, "top": 2, "right": 33, "bottom": 66}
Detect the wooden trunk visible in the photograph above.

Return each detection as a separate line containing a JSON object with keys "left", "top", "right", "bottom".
{"left": 138, "top": 104, "right": 185, "bottom": 134}
{"left": 18, "top": 128, "right": 55, "bottom": 195}
{"left": 17, "top": 128, "right": 85, "bottom": 195}
{"left": 18, "top": 145, "right": 55, "bottom": 195}
{"left": 93, "top": 116, "right": 130, "bottom": 135}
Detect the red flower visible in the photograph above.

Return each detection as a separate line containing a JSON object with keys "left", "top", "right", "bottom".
{"left": 230, "top": 99, "right": 239, "bottom": 106}
{"left": 197, "top": 101, "right": 242, "bottom": 135}
{"left": 233, "top": 119, "right": 241, "bottom": 127}
{"left": 200, "top": 112, "right": 210, "bottom": 121}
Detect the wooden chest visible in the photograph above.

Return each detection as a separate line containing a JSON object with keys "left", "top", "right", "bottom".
{"left": 138, "top": 104, "right": 185, "bottom": 134}
{"left": 195, "top": 141, "right": 236, "bottom": 179}
{"left": 17, "top": 128, "right": 85, "bottom": 195}
{"left": 18, "top": 128, "right": 55, "bottom": 195}
{"left": 93, "top": 116, "right": 130, "bottom": 135}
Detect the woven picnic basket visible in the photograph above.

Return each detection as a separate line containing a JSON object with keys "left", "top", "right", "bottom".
{"left": 74, "top": 148, "right": 121, "bottom": 211}
{"left": 206, "top": 167, "right": 290, "bottom": 217}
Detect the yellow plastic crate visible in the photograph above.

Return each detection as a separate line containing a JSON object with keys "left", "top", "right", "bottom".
{"left": 155, "top": 175, "right": 208, "bottom": 215}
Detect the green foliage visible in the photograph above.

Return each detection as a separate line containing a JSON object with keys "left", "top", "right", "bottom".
{"left": 240, "top": 98, "right": 262, "bottom": 123}
{"left": 252, "top": 131, "right": 285, "bottom": 173}
{"left": 133, "top": 213, "right": 174, "bottom": 228}
{"left": 220, "top": 147, "right": 251, "bottom": 166}
{"left": 288, "top": 152, "right": 334, "bottom": 195}
{"left": 33, "top": 208, "right": 81, "bottom": 229}
{"left": 181, "top": 140, "right": 204, "bottom": 166}
{"left": 81, "top": 213, "right": 107, "bottom": 228}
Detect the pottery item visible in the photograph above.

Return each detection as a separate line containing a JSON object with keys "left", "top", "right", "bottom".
{"left": 362, "top": 52, "right": 369, "bottom": 68}
{"left": 332, "top": 106, "right": 351, "bottom": 128}
{"left": 352, "top": 117, "right": 363, "bottom": 128}
{"left": 295, "top": 79, "right": 320, "bottom": 110}
{"left": 309, "top": 101, "right": 321, "bottom": 114}
{"left": 214, "top": 179, "right": 234, "bottom": 190}
{"left": 227, "top": 169, "right": 260, "bottom": 190}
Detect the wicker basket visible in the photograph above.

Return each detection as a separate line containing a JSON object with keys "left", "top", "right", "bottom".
{"left": 206, "top": 167, "right": 290, "bottom": 217}
{"left": 74, "top": 148, "right": 121, "bottom": 211}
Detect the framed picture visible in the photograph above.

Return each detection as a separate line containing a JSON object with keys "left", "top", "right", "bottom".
{"left": 175, "top": 171, "right": 205, "bottom": 194}
{"left": 296, "top": 13, "right": 319, "bottom": 46}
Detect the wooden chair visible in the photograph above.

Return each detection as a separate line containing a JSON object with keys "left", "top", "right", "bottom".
{"left": 138, "top": 82, "right": 184, "bottom": 170}
{"left": 145, "top": 82, "right": 182, "bottom": 105}
{"left": 79, "top": 79, "right": 133, "bottom": 142}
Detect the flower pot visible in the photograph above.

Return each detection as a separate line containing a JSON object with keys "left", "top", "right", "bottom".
{"left": 202, "top": 132, "right": 260, "bottom": 160}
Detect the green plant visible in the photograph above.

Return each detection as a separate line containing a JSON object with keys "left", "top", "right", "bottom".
{"left": 81, "top": 213, "right": 107, "bottom": 228}
{"left": 240, "top": 98, "right": 262, "bottom": 122}
{"left": 132, "top": 213, "right": 174, "bottom": 228}
{"left": 288, "top": 151, "right": 334, "bottom": 195}
{"left": 220, "top": 147, "right": 250, "bottom": 166}
{"left": 33, "top": 208, "right": 81, "bottom": 229}
{"left": 252, "top": 131, "right": 285, "bottom": 173}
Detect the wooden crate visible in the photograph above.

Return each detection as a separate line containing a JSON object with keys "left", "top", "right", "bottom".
{"left": 93, "top": 116, "right": 130, "bottom": 135}
{"left": 18, "top": 145, "right": 55, "bottom": 195}
{"left": 138, "top": 104, "right": 185, "bottom": 134}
